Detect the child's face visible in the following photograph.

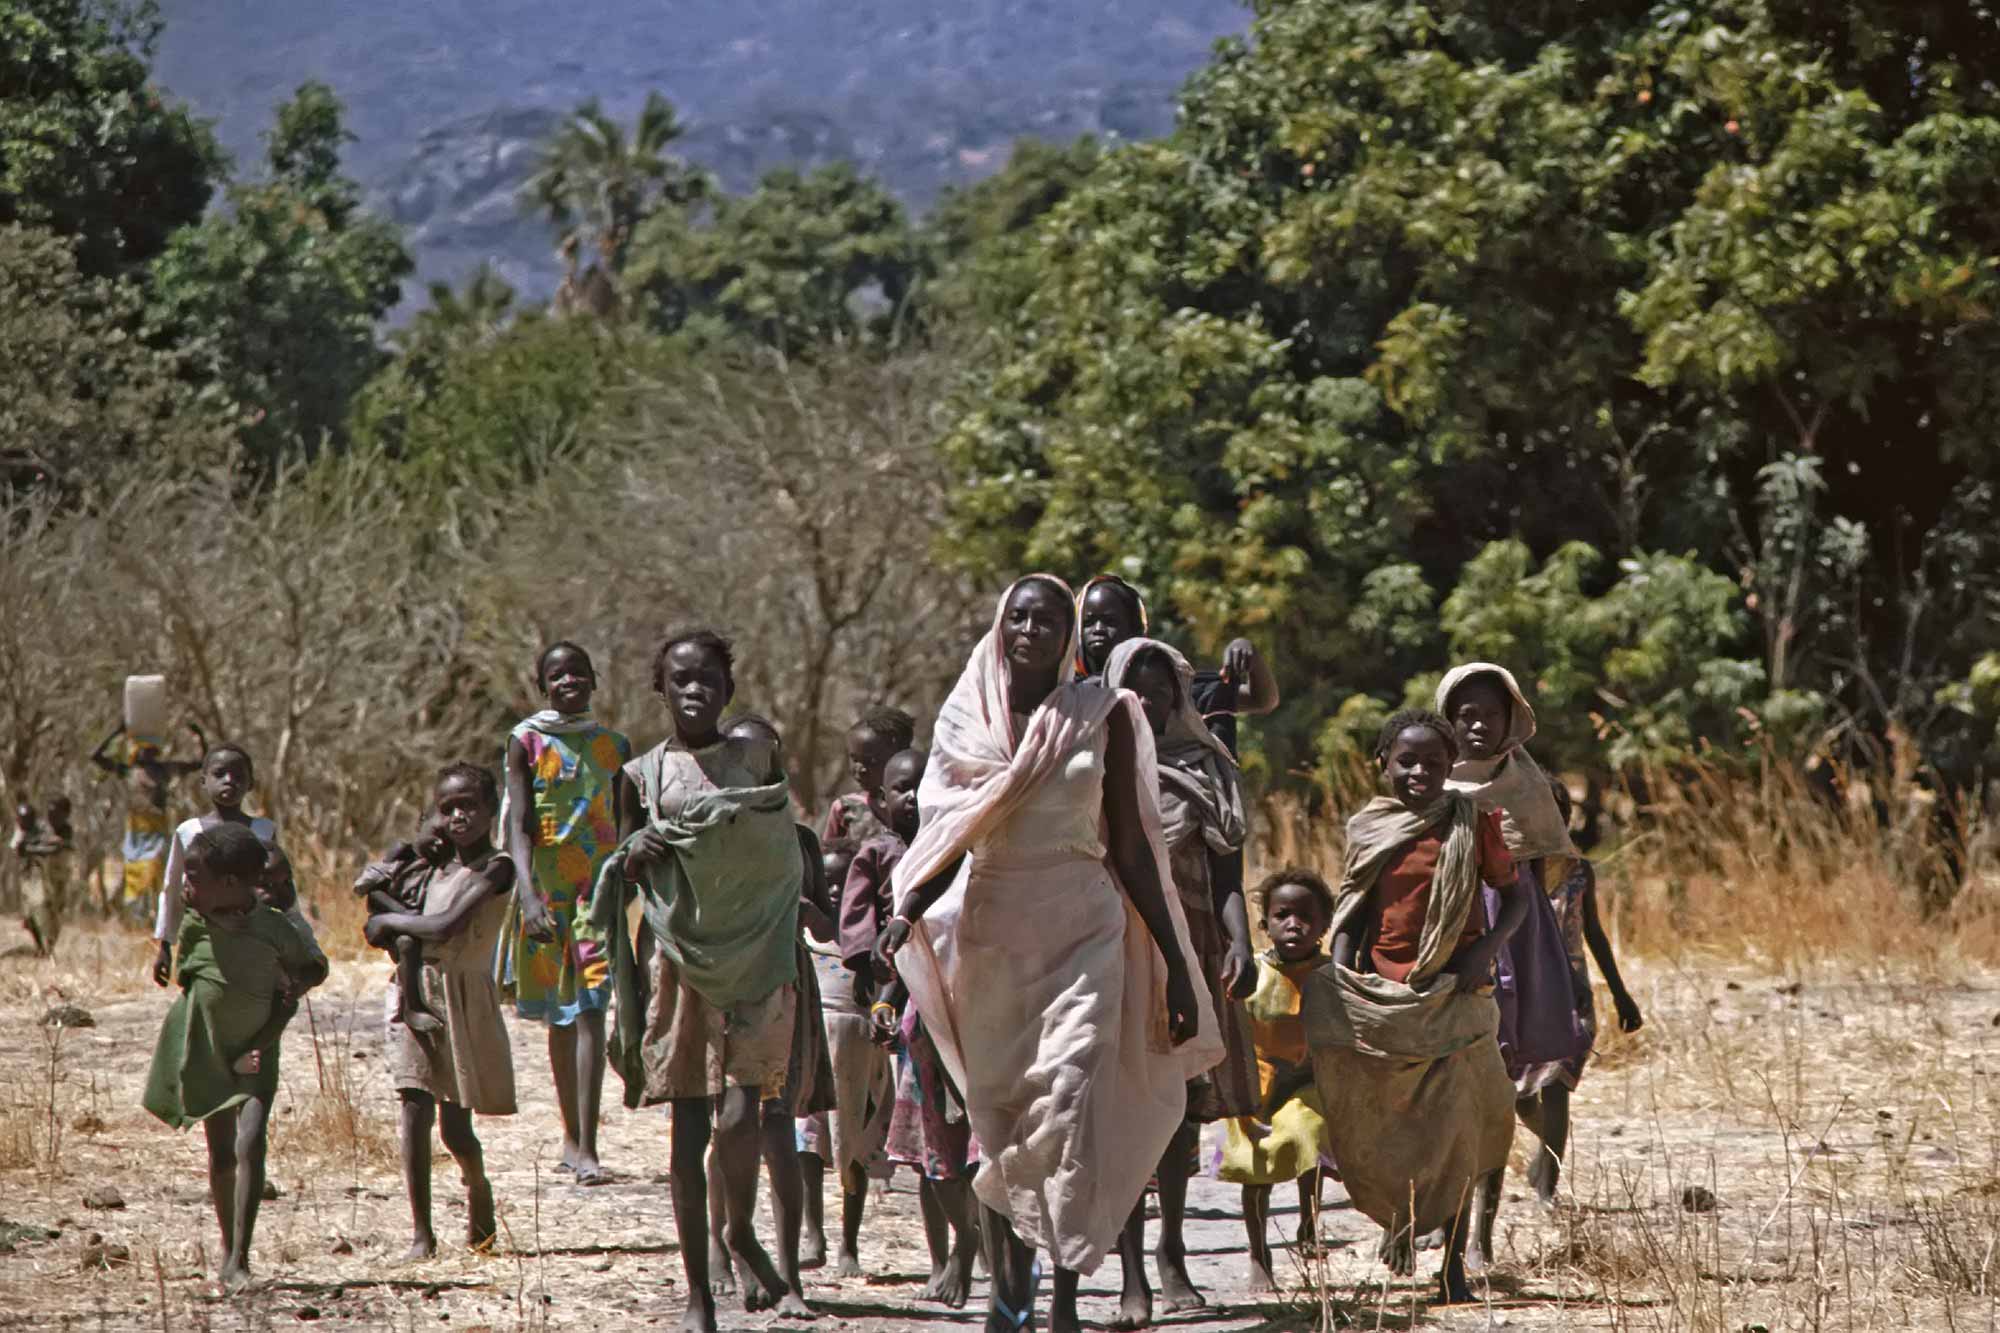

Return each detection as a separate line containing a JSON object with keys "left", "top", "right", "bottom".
{"left": 433, "top": 774, "right": 495, "bottom": 849}
{"left": 1383, "top": 727, "right": 1453, "bottom": 810}
{"left": 1264, "top": 882, "right": 1331, "bottom": 962}
{"left": 1126, "top": 654, "right": 1179, "bottom": 739}
{"left": 540, "top": 646, "right": 596, "bottom": 715}
{"left": 727, "top": 719, "right": 782, "bottom": 766}
{"left": 202, "top": 752, "right": 252, "bottom": 810}
{"left": 1446, "top": 679, "right": 1512, "bottom": 761}
{"left": 662, "top": 642, "right": 731, "bottom": 741}
{"left": 822, "top": 849, "right": 853, "bottom": 892}
{"left": 416, "top": 815, "right": 452, "bottom": 865}
{"left": 1002, "top": 581, "right": 1073, "bottom": 677}
{"left": 881, "top": 753, "right": 924, "bottom": 838}
{"left": 187, "top": 861, "right": 257, "bottom": 930}
{"left": 258, "top": 848, "right": 297, "bottom": 912}
{"left": 1079, "top": 583, "right": 1142, "bottom": 676}
{"left": 847, "top": 727, "right": 896, "bottom": 796}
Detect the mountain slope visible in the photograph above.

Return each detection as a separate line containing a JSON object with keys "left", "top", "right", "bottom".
{"left": 150, "top": 0, "right": 1248, "bottom": 302}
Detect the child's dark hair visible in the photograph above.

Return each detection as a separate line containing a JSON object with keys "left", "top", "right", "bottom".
{"left": 1254, "top": 866, "right": 1336, "bottom": 921}
{"left": 651, "top": 626, "right": 735, "bottom": 696}
{"left": 726, "top": 711, "right": 781, "bottom": 744}
{"left": 1084, "top": 574, "right": 1147, "bottom": 626}
{"left": 187, "top": 822, "right": 269, "bottom": 881}
{"left": 536, "top": 640, "right": 596, "bottom": 689}
{"left": 852, "top": 705, "right": 915, "bottom": 752}
{"left": 435, "top": 760, "right": 500, "bottom": 811}
{"left": 1548, "top": 774, "right": 1574, "bottom": 825}
{"left": 203, "top": 742, "right": 255, "bottom": 780}
{"left": 1373, "top": 708, "right": 1458, "bottom": 762}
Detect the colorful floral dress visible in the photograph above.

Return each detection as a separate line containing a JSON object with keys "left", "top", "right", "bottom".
{"left": 505, "top": 716, "right": 630, "bottom": 1025}
{"left": 120, "top": 743, "right": 173, "bottom": 924}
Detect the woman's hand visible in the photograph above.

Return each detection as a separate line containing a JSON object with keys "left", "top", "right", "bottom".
{"left": 1450, "top": 941, "right": 1497, "bottom": 994}
{"left": 1165, "top": 961, "right": 1200, "bottom": 1045}
{"left": 1613, "top": 991, "right": 1644, "bottom": 1032}
{"left": 517, "top": 891, "right": 558, "bottom": 942}
{"left": 871, "top": 916, "right": 912, "bottom": 972}
{"left": 1222, "top": 940, "right": 1257, "bottom": 1001}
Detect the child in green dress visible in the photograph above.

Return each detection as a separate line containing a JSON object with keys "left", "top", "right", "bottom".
{"left": 143, "top": 822, "right": 326, "bottom": 1293}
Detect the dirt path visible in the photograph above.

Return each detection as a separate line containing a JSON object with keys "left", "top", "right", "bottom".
{"left": 3, "top": 927, "right": 1998, "bottom": 1330}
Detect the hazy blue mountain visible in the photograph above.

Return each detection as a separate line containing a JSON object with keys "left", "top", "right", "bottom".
{"left": 151, "top": 0, "right": 1248, "bottom": 305}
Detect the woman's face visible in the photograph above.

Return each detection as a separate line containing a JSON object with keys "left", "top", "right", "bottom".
{"left": 1126, "top": 653, "right": 1180, "bottom": 738}
{"left": 1079, "top": 583, "right": 1142, "bottom": 675}
{"left": 662, "top": 641, "right": 731, "bottom": 740}
{"left": 540, "top": 646, "right": 596, "bottom": 715}
{"left": 1002, "top": 580, "right": 1074, "bottom": 678}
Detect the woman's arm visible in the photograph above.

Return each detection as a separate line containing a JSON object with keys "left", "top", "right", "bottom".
{"left": 1211, "top": 853, "right": 1256, "bottom": 1000}
{"left": 503, "top": 736, "right": 556, "bottom": 939}
{"left": 870, "top": 853, "right": 966, "bottom": 968}
{"left": 1104, "top": 703, "right": 1198, "bottom": 1043}
{"left": 1579, "top": 870, "right": 1643, "bottom": 1031}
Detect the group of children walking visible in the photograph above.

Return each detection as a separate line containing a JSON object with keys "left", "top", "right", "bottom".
{"left": 112, "top": 590, "right": 1644, "bottom": 1326}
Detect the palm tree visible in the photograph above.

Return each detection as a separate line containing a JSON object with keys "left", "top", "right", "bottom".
{"left": 521, "top": 92, "right": 707, "bottom": 277}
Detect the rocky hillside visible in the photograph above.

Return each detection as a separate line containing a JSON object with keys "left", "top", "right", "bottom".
{"left": 151, "top": 0, "right": 1247, "bottom": 303}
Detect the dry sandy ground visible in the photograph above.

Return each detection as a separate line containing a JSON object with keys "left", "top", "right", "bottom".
{"left": 2, "top": 925, "right": 1998, "bottom": 1331}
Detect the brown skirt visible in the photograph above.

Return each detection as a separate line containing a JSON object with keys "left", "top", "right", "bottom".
{"left": 1183, "top": 902, "right": 1259, "bottom": 1123}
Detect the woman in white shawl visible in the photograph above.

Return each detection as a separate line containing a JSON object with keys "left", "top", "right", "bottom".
{"left": 874, "top": 576, "right": 1222, "bottom": 1333}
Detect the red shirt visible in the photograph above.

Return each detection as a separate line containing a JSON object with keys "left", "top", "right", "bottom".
{"left": 1369, "top": 810, "right": 1514, "bottom": 983}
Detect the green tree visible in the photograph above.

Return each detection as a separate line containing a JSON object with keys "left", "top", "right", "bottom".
{"left": 521, "top": 91, "right": 707, "bottom": 278}
{"left": 628, "top": 162, "right": 919, "bottom": 348}
{"left": 147, "top": 82, "right": 411, "bottom": 465}
{"left": 0, "top": 0, "right": 222, "bottom": 280}
{"left": 920, "top": 136, "right": 1101, "bottom": 329}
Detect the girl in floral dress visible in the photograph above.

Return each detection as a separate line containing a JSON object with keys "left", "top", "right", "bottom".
{"left": 502, "top": 641, "right": 630, "bottom": 1184}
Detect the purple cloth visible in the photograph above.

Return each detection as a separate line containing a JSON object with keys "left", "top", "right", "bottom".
{"left": 1485, "top": 862, "right": 1589, "bottom": 1079}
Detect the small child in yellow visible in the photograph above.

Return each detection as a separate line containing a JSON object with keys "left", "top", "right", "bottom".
{"left": 143, "top": 822, "right": 327, "bottom": 1293}
{"left": 1221, "top": 866, "right": 1337, "bottom": 1293}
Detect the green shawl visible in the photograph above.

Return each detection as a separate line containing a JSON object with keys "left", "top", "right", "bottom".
{"left": 142, "top": 908, "right": 312, "bottom": 1128}
{"left": 592, "top": 757, "right": 803, "bottom": 1103}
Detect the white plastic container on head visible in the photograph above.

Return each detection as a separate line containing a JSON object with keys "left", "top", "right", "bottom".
{"left": 123, "top": 675, "right": 168, "bottom": 741}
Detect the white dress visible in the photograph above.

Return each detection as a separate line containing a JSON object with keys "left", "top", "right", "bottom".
{"left": 923, "top": 723, "right": 1191, "bottom": 1274}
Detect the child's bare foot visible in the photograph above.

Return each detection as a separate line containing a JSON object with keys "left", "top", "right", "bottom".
{"left": 1108, "top": 1274, "right": 1149, "bottom": 1331}
{"left": 732, "top": 1239, "right": 787, "bottom": 1312}
{"left": 708, "top": 1236, "right": 736, "bottom": 1295}
{"left": 231, "top": 1050, "right": 262, "bottom": 1076}
{"left": 405, "top": 1008, "right": 444, "bottom": 1037}
{"left": 774, "top": 1290, "right": 816, "bottom": 1320}
{"left": 1437, "top": 1254, "right": 1475, "bottom": 1304}
{"left": 833, "top": 1246, "right": 862, "bottom": 1279}
{"left": 467, "top": 1177, "right": 496, "bottom": 1251}
{"left": 403, "top": 1233, "right": 438, "bottom": 1262}
{"left": 936, "top": 1244, "right": 976, "bottom": 1309}
{"left": 1377, "top": 1227, "right": 1415, "bottom": 1277}
{"left": 1246, "top": 1260, "right": 1278, "bottom": 1295}
{"left": 799, "top": 1229, "right": 827, "bottom": 1270}
{"left": 216, "top": 1258, "right": 252, "bottom": 1295}
{"left": 1156, "top": 1239, "right": 1205, "bottom": 1312}
{"left": 679, "top": 1288, "right": 719, "bottom": 1333}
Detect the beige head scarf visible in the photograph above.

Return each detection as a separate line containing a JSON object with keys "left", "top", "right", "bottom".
{"left": 1101, "top": 637, "right": 1246, "bottom": 857}
{"left": 1435, "top": 663, "right": 1576, "bottom": 861}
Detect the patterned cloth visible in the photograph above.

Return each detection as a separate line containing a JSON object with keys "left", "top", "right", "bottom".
{"left": 884, "top": 1009, "right": 978, "bottom": 1182}
{"left": 1516, "top": 856, "right": 1598, "bottom": 1093}
{"left": 502, "top": 716, "right": 629, "bottom": 1025}
{"left": 120, "top": 741, "right": 172, "bottom": 923}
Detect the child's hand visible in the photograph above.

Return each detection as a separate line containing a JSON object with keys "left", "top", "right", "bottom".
{"left": 1223, "top": 941, "right": 1257, "bottom": 1002}
{"left": 1221, "top": 638, "right": 1258, "bottom": 683}
{"left": 232, "top": 1049, "right": 263, "bottom": 1076}
{"left": 625, "top": 827, "right": 673, "bottom": 876}
{"left": 151, "top": 939, "right": 173, "bottom": 987}
{"left": 274, "top": 970, "right": 298, "bottom": 1007}
{"left": 363, "top": 915, "right": 397, "bottom": 950}
{"left": 1614, "top": 991, "right": 1644, "bottom": 1032}
{"left": 871, "top": 917, "right": 912, "bottom": 971}
{"left": 518, "top": 892, "right": 558, "bottom": 942}
{"left": 869, "top": 999, "right": 899, "bottom": 1047}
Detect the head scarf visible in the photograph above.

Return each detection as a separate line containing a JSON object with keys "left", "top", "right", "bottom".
{"left": 1435, "top": 663, "right": 1575, "bottom": 861}
{"left": 1074, "top": 573, "right": 1149, "bottom": 677}
{"left": 516, "top": 708, "right": 599, "bottom": 737}
{"left": 1101, "top": 637, "right": 1245, "bottom": 857}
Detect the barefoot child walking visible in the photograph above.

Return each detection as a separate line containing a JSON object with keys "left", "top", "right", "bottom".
{"left": 1221, "top": 868, "right": 1337, "bottom": 1294}
{"left": 143, "top": 823, "right": 327, "bottom": 1293}
{"left": 1314, "top": 710, "right": 1524, "bottom": 1304}
{"left": 365, "top": 763, "right": 518, "bottom": 1259}
{"left": 501, "top": 642, "right": 630, "bottom": 1184}
{"left": 13, "top": 796, "right": 75, "bottom": 956}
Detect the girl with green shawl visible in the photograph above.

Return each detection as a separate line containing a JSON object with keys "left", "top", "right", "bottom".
{"left": 596, "top": 627, "right": 812, "bottom": 1330}
{"left": 143, "top": 822, "right": 325, "bottom": 1294}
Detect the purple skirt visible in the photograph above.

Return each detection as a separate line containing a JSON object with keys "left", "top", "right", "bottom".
{"left": 1485, "top": 862, "right": 1589, "bottom": 1082}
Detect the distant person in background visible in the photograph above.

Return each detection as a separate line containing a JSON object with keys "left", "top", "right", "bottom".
{"left": 501, "top": 641, "right": 630, "bottom": 1185}
{"left": 13, "top": 796, "right": 76, "bottom": 956}
{"left": 91, "top": 720, "right": 204, "bottom": 931}
{"left": 821, "top": 706, "right": 916, "bottom": 857}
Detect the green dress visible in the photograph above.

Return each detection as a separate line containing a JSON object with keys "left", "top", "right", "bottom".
{"left": 502, "top": 715, "right": 630, "bottom": 1025}
{"left": 143, "top": 908, "right": 318, "bottom": 1128}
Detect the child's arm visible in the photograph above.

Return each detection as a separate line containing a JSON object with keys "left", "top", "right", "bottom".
{"left": 238, "top": 993, "right": 301, "bottom": 1064}
{"left": 151, "top": 826, "right": 188, "bottom": 985}
{"left": 796, "top": 828, "right": 835, "bottom": 942}
{"left": 1451, "top": 867, "right": 1526, "bottom": 995}
{"left": 1331, "top": 919, "right": 1361, "bottom": 971}
{"left": 1221, "top": 638, "right": 1280, "bottom": 716}
{"left": 1578, "top": 867, "right": 1643, "bottom": 1031}
{"left": 504, "top": 736, "right": 558, "bottom": 940}
{"left": 365, "top": 859, "right": 514, "bottom": 947}
{"left": 868, "top": 975, "right": 908, "bottom": 1046}
{"left": 1210, "top": 851, "right": 1256, "bottom": 1000}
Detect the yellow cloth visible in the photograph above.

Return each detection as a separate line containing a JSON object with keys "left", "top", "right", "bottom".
{"left": 1221, "top": 954, "right": 1330, "bottom": 1186}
